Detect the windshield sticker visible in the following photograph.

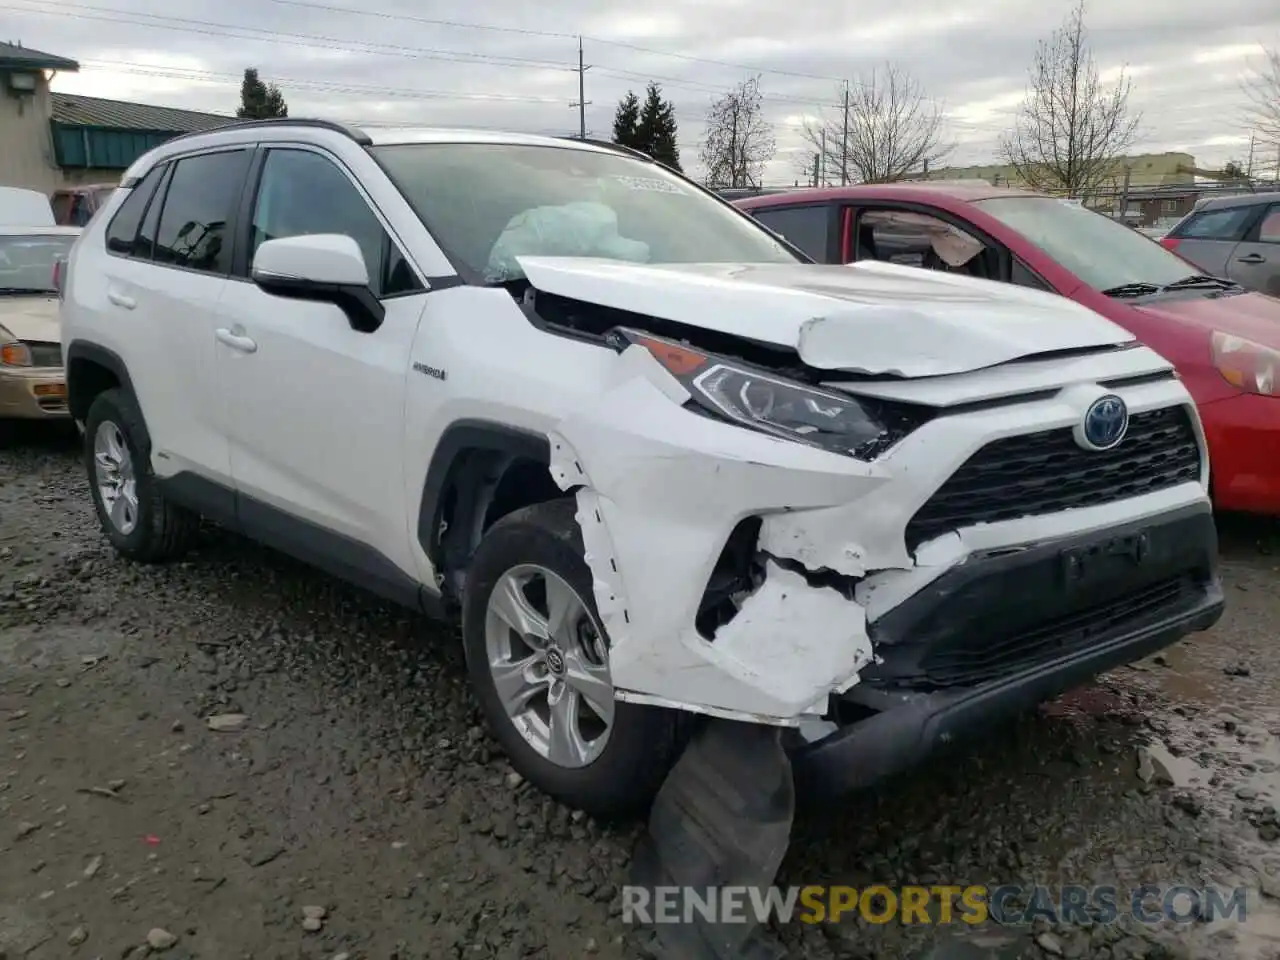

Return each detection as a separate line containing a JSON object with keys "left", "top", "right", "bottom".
{"left": 610, "top": 176, "right": 683, "bottom": 194}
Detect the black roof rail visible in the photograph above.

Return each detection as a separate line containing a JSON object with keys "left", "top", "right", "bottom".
{"left": 166, "top": 116, "right": 373, "bottom": 148}
{"left": 560, "top": 136, "right": 653, "bottom": 162}
{"left": 121, "top": 118, "right": 373, "bottom": 185}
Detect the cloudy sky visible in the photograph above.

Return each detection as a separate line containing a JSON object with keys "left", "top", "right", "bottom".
{"left": 10, "top": 0, "right": 1280, "bottom": 182}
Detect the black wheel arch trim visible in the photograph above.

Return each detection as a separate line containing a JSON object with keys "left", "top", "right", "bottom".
{"left": 65, "top": 341, "right": 139, "bottom": 426}
{"left": 416, "top": 419, "right": 553, "bottom": 567}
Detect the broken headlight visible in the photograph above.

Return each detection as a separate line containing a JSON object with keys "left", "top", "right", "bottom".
{"left": 616, "top": 328, "right": 898, "bottom": 460}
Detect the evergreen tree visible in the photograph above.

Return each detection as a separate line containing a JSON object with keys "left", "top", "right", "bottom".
{"left": 636, "top": 82, "right": 682, "bottom": 172}
{"left": 650, "top": 98, "right": 682, "bottom": 172}
{"left": 237, "top": 68, "right": 289, "bottom": 119}
{"left": 612, "top": 91, "right": 641, "bottom": 149}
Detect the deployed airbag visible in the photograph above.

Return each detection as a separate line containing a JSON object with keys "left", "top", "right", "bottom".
{"left": 486, "top": 201, "right": 650, "bottom": 283}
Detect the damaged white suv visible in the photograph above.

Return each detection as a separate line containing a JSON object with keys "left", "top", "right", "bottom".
{"left": 60, "top": 121, "right": 1224, "bottom": 817}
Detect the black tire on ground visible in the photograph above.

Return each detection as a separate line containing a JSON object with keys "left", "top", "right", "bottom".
{"left": 83, "top": 387, "right": 199, "bottom": 563}
{"left": 462, "top": 497, "right": 684, "bottom": 819}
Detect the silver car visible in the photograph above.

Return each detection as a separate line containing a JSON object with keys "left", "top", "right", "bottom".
{"left": 1160, "top": 191, "right": 1280, "bottom": 297}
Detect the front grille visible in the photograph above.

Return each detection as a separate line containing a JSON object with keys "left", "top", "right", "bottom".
{"left": 25, "top": 341, "right": 62, "bottom": 368}
{"left": 912, "top": 576, "right": 1197, "bottom": 689}
{"left": 905, "top": 405, "right": 1201, "bottom": 551}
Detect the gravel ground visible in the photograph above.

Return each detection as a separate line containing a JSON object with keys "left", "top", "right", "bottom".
{"left": 4, "top": 423, "right": 1280, "bottom": 960}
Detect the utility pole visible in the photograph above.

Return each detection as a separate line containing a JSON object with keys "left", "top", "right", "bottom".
{"left": 1246, "top": 132, "right": 1256, "bottom": 178}
{"left": 812, "top": 152, "right": 819, "bottom": 187}
{"left": 820, "top": 128, "right": 826, "bottom": 185}
{"left": 570, "top": 36, "right": 592, "bottom": 139}
{"left": 840, "top": 80, "right": 850, "bottom": 185}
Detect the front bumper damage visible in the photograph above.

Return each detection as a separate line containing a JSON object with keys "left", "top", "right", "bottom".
{"left": 555, "top": 345, "right": 1224, "bottom": 960}
{"left": 547, "top": 344, "right": 886, "bottom": 724}
{"left": 792, "top": 503, "right": 1224, "bottom": 797}
{"left": 547, "top": 343, "right": 1218, "bottom": 730}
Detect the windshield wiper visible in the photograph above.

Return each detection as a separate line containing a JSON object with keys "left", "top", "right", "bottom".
{"left": 1162, "top": 274, "right": 1240, "bottom": 292}
{"left": 1100, "top": 282, "right": 1161, "bottom": 298}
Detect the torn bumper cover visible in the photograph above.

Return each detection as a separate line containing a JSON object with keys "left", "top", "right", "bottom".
{"left": 791, "top": 503, "right": 1225, "bottom": 797}
{"left": 547, "top": 347, "right": 884, "bottom": 723}
{"left": 546, "top": 343, "right": 1219, "bottom": 742}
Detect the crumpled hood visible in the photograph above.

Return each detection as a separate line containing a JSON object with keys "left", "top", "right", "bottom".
{"left": 0, "top": 295, "right": 60, "bottom": 344}
{"left": 516, "top": 257, "right": 1135, "bottom": 377}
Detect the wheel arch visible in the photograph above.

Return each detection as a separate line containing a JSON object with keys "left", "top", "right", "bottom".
{"left": 417, "top": 419, "right": 568, "bottom": 598}
{"left": 65, "top": 341, "right": 137, "bottom": 431}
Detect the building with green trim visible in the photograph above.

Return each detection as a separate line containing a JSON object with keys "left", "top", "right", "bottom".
{"left": 1, "top": 40, "right": 234, "bottom": 194}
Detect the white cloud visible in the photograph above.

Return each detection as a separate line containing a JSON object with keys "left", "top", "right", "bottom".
{"left": 1192, "top": 43, "right": 1266, "bottom": 64}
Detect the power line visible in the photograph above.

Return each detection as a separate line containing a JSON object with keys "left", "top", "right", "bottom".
{"left": 2, "top": 0, "right": 576, "bottom": 71}
{"left": 262, "top": 0, "right": 578, "bottom": 42}
{"left": 74, "top": 59, "right": 569, "bottom": 104}
{"left": 66, "top": 56, "right": 1022, "bottom": 136}
{"left": 12, "top": 0, "right": 1238, "bottom": 151}
{"left": 66, "top": 58, "right": 1027, "bottom": 142}
{"left": 224, "top": 0, "right": 849, "bottom": 83}
{"left": 9, "top": 1, "right": 1046, "bottom": 144}
{"left": 8, "top": 0, "right": 1004, "bottom": 120}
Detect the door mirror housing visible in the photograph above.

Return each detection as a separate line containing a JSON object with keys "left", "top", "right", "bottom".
{"left": 251, "top": 234, "right": 385, "bottom": 333}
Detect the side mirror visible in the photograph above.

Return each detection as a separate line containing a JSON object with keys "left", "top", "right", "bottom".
{"left": 251, "top": 234, "right": 385, "bottom": 333}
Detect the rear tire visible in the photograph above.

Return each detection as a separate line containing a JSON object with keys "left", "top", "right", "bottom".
{"left": 462, "top": 498, "right": 683, "bottom": 818}
{"left": 84, "top": 388, "right": 198, "bottom": 563}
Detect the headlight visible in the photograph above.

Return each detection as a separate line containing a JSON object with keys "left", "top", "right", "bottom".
{"left": 0, "top": 325, "right": 31, "bottom": 367}
{"left": 612, "top": 328, "right": 919, "bottom": 460}
{"left": 1211, "top": 331, "right": 1278, "bottom": 397}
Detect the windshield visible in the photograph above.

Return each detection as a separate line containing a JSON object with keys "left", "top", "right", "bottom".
{"left": 372, "top": 142, "right": 801, "bottom": 282}
{"left": 975, "top": 196, "right": 1195, "bottom": 292}
{"left": 0, "top": 234, "right": 75, "bottom": 293}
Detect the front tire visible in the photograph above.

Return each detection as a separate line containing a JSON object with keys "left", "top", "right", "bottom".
{"left": 462, "top": 498, "right": 682, "bottom": 818}
{"left": 84, "top": 388, "right": 198, "bottom": 563}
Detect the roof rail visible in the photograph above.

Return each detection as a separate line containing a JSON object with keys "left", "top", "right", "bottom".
{"left": 165, "top": 116, "right": 373, "bottom": 148}
{"left": 559, "top": 136, "right": 653, "bottom": 162}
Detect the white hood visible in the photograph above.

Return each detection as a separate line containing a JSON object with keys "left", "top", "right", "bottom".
{"left": 0, "top": 295, "right": 60, "bottom": 344}
{"left": 516, "top": 257, "right": 1136, "bottom": 378}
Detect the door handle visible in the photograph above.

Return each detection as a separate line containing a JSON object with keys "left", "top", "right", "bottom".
{"left": 107, "top": 290, "right": 135, "bottom": 309}
{"left": 215, "top": 327, "right": 258, "bottom": 354}
{"left": 1237, "top": 253, "right": 1266, "bottom": 264}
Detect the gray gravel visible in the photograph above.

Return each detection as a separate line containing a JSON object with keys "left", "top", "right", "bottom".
{"left": 3, "top": 422, "right": 1280, "bottom": 959}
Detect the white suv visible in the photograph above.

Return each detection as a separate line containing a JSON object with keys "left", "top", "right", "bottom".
{"left": 60, "top": 120, "right": 1224, "bottom": 817}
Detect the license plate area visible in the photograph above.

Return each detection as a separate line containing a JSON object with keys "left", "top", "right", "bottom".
{"left": 1060, "top": 531, "right": 1153, "bottom": 591}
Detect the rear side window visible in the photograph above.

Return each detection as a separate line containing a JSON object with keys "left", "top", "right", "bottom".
{"left": 133, "top": 165, "right": 173, "bottom": 261}
{"left": 105, "top": 166, "right": 165, "bottom": 255}
{"left": 751, "top": 205, "right": 830, "bottom": 260}
{"left": 1170, "top": 206, "right": 1254, "bottom": 241}
{"left": 1256, "top": 205, "right": 1280, "bottom": 244}
{"left": 153, "top": 149, "right": 251, "bottom": 275}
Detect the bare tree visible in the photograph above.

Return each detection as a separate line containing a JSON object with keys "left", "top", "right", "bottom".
{"left": 1001, "top": 0, "right": 1140, "bottom": 198}
{"left": 700, "top": 76, "right": 776, "bottom": 189}
{"left": 1243, "top": 46, "right": 1280, "bottom": 176}
{"left": 798, "top": 64, "right": 952, "bottom": 184}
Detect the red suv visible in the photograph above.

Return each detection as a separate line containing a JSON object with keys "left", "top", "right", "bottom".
{"left": 736, "top": 183, "right": 1280, "bottom": 515}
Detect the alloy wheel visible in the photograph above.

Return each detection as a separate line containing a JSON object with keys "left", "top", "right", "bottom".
{"left": 483, "top": 564, "right": 615, "bottom": 768}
